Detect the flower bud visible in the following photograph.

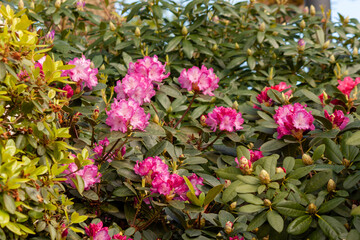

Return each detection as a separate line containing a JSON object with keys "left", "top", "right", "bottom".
{"left": 300, "top": 20, "right": 306, "bottom": 29}
{"left": 18, "top": 0, "right": 24, "bottom": 10}
{"left": 200, "top": 115, "right": 207, "bottom": 127}
{"left": 55, "top": 0, "right": 61, "bottom": 8}
{"left": 330, "top": 54, "right": 336, "bottom": 63}
{"left": 302, "top": 154, "right": 313, "bottom": 165}
{"left": 259, "top": 169, "right": 270, "bottom": 184}
{"left": 135, "top": 27, "right": 141, "bottom": 37}
{"left": 297, "top": 39, "right": 305, "bottom": 52}
{"left": 212, "top": 44, "right": 218, "bottom": 51}
{"left": 230, "top": 202, "right": 237, "bottom": 210}
{"left": 200, "top": 218, "right": 206, "bottom": 228}
{"left": 304, "top": 6, "right": 309, "bottom": 14}
{"left": 263, "top": 199, "right": 272, "bottom": 207}
{"left": 247, "top": 48, "right": 253, "bottom": 56}
{"left": 224, "top": 221, "right": 233, "bottom": 234}
{"left": 327, "top": 179, "right": 336, "bottom": 192}
{"left": 354, "top": 47, "right": 358, "bottom": 56}
{"left": 237, "top": 157, "right": 253, "bottom": 175}
{"left": 224, "top": 179, "right": 231, "bottom": 188}
{"left": 344, "top": 16, "right": 350, "bottom": 25}
{"left": 310, "top": 5, "right": 316, "bottom": 16}
{"left": 322, "top": 40, "right": 330, "bottom": 49}
{"left": 152, "top": 114, "right": 160, "bottom": 124}
{"left": 259, "top": 22, "right": 266, "bottom": 32}
{"left": 30, "top": 1, "right": 35, "bottom": 9}
{"left": 232, "top": 101, "right": 239, "bottom": 110}
{"left": 181, "top": 26, "right": 188, "bottom": 36}
{"left": 235, "top": 43, "right": 240, "bottom": 50}
{"left": 212, "top": 15, "right": 219, "bottom": 23}
{"left": 92, "top": 108, "right": 99, "bottom": 120}
{"left": 342, "top": 158, "right": 350, "bottom": 167}
{"left": 307, "top": 203, "right": 317, "bottom": 214}
{"left": 276, "top": 167, "right": 286, "bottom": 174}
{"left": 272, "top": 31, "right": 278, "bottom": 36}
{"left": 121, "top": 146, "right": 126, "bottom": 157}
{"left": 109, "top": 21, "right": 116, "bottom": 31}
{"left": 167, "top": 106, "right": 173, "bottom": 113}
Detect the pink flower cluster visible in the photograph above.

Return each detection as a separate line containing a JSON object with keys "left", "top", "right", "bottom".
{"left": 229, "top": 237, "right": 244, "bottom": 240}
{"left": 249, "top": 149, "right": 263, "bottom": 162}
{"left": 205, "top": 106, "right": 244, "bottom": 132}
{"left": 85, "top": 221, "right": 133, "bottom": 240}
{"left": 255, "top": 82, "right": 292, "bottom": 108}
{"left": 61, "top": 84, "right": 74, "bottom": 98}
{"left": 63, "top": 160, "right": 101, "bottom": 190}
{"left": 134, "top": 156, "right": 204, "bottom": 200}
{"left": 178, "top": 66, "right": 219, "bottom": 96}
{"left": 274, "top": 103, "right": 315, "bottom": 139}
{"left": 337, "top": 76, "right": 360, "bottom": 97}
{"left": 115, "top": 55, "right": 169, "bottom": 105}
{"left": 324, "top": 109, "right": 349, "bottom": 130}
{"left": 106, "top": 99, "right": 150, "bottom": 133}
{"left": 62, "top": 55, "right": 98, "bottom": 89}
{"left": 93, "top": 137, "right": 123, "bottom": 162}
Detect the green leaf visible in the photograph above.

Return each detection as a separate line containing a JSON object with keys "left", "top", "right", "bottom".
{"left": 313, "top": 144, "right": 325, "bottom": 161}
{"left": 343, "top": 171, "right": 360, "bottom": 189}
{"left": 323, "top": 139, "right": 343, "bottom": 164}
{"left": 169, "top": 200, "right": 185, "bottom": 210}
{"left": 238, "top": 193, "right": 263, "bottom": 205}
{"left": 260, "top": 139, "right": 288, "bottom": 152}
{"left": 238, "top": 204, "right": 264, "bottom": 213}
{"left": 203, "top": 184, "right": 223, "bottom": 206}
{"left": 144, "top": 141, "right": 168, "bottom": 158}
{"left": 351, "top": 206, "right": 360, "bottom": 215}
{"left": 318, "top": 198, "right": 345, "bottom": 214}
{"left": 186, "top": 192, "right": 202, "bottom": 206}
{"left": 301, "top": 89, "right": 322, "bottom": 104}
{"left": 182, "top": 40, "right": 194, "bottom": 59}
{"left": 248, "top": 56, "right": 256, "bottom": 70}
{"left": 222, "top": 180, "right": 240, "bottom": 202}
{"left": 257, "top": 31, "right": 265, "bottom": 43}
{"left": 288, "top": 165, "right": 315, "bottom": 179}
{"left": 216, "top": 167, "right": 242, "bottom": 181}
{"left": 227, "top": 57, "right": 246, "bottom": 69}
{"left": 3, "top": 194, "right": 16, "bottom": 214}
{"left": 72, "top": 175, "right": 84, "bottom": 195}
{"left": 165, "top": 36, "right": 183, "bottom": 52}
{"left": 0, "top": 62, "right": 6, "bottom": 81}
{"left": 287, "top": 215, "right": 312, "bottom": 235}
{"left": 236, "top": 184, "right": 258, "bottom": 193}
{"left": 237, "top": 175, "right": 260, "bottom": 184}
{"left": 346, "top": 131, "right": 360, "bottom": 145}
{"left": 276, "top": 201, "right": 306, "bottom": 217}
{"left": 236, "top": 145, "right": 250, "bottom": 161}
{"left": 247, "top": 211, "right": 267, "bottom": 231}
{"left": 283, "top": 156, "right": 295, "bottom": 172}
{"left": 0, "top": 210, "right": 9, "bottom": 225}
{"left": 113, "top": 186, "right": 136, "bottom": 197}
{"left": 318, "top": 215, "right": 347, "bottom": 240}
{"left": 304, "top": 170, "right": 332, "bottom": 193}
{"left": 183, "top": 176, "right": 195, "bottom": 195}
{"left": 71, "top": 212, "right": 88, "bottom": 224}
{"left": 6, "top": 222, "right": 22, "bottom": 235}
{"left": 267, "top": 210, "right": 284, "bottom": 233}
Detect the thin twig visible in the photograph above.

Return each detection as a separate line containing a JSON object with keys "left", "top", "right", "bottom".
{"left": 174, "top": 93, "right": 197, "bottom": 129}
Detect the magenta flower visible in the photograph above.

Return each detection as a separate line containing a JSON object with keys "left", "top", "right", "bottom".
{"left": 63, "top": 160, "right": 101, "bottom": 190}
{"left": 45, "top": 30, "right": 55, "bottom": 44}
{"left": 229, "top": 237, "right": 244, "bottom": 240}
{"left": 17, "top": 70, "right": 30, "bottom": 82}
{"left": 76, "top": 0, "right": 85, "bottom": 11}
{"left": 134, "top": 156, "right": 169, "bottom": 180}
{"left": 115, "top": 73, "right": 156, "bottom": 105}
{"left": 205, "top": 106, "right": 244, "bottom": 132}
{"left": 106, "top": 99, "right": 150, "bottom": 133}
{"left": 61, "top": 84, "right": 74, "bottom": 98}
{"left": 85, "top": 222, "right": 110, "bottom": 240}
{"left": 113, "top": 234, "right": 133, "bottom": 240}
{"left": 61, "top": 224, "right": 68, "bottom": 238}
{"left": 298, "top": 39, "right": 305, "bottom": 47}
{"left": 274, "top": 103, "right": 315, "bottom": 139}
{"left": 178, "top": 65, "right": 219, "bottom": 96}
{"left": 324, "top": 109, "right": 349, "bottom": 130}
{"left": 62, "top": 55, "right": 98, "bottom": 89}
{"left": 255, "top": 82, "right": 292, "bottom": 108}
{"left": 128, "top": 55, "right": 169, "bottom": 84}
{"left": 187, "top": 173, "right": 204, "bottom": 196}
{"left": 337, "top": 76, "right": 360, "bottom": 97}
{"left": 249, "top": 149, "right": 263, "bottom": 162}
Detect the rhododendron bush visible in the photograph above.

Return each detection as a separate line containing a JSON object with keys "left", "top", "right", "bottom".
{"left": 2, "top": 1, "right": 360, "bottom": 240}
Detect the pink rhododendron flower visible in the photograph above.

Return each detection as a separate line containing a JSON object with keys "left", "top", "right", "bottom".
{"left": 255, "top": 82, "right": 292, "bottom": 108}
{"left": 17, "top": 70, "right": 30, "bottom": 82}
{"left": 229, "top": 237, "right": 244, "bottom": 240}
{"left": 249, "top": 149, "right": 263, "bottom": 162}
{"left": 134, "top": 156, "right": 169, "bottom": 180}
{"left": 337, "top": 76, "right": 360, "bottom": 97}
{"left": 274, "top": 103, "right": 315, "bottom": 139}
{"left": 188, "top": 173, "right": 204, "bottom": 196}
{"left": 62, "top": 84, "right": 74, "bottom": 98}
{"left": 63, "top": 161, "right": 101, "bottom": 190}
{"left": 113, "top": 234, "right": 133, "bottom": 240}
{"left": 178, "top": 66, "right": 219, "bottom": 96}
{"left": 62, "top": 55, "right": 98, "bottom": 89}
{"left": 76, "top": 0, "right": 86, "bottom": 10}
{"left": 115, "top": 73, "right": 156, "bottom": 105}
{"left": 206, "top": 106, "right": 244, "bottom": 132}
{"left": 128, "top": 55, "right": 169, "bottom": 84}
{"left": 85, "top": 222, "right": 110, "bottom": 240}
{"left": 324, "top": 109, "right": 349, "bottom": 130}
{"left": 106, "top": 99, "right": 150, "bottom": 133}
{"left": 61, "top": 224, "right": 68, "bottom": 238}
{"left": 45, "top": 30, "right": 55, "bottom": 44}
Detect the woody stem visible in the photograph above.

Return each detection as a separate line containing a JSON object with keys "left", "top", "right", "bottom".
{"left": 174, "top": 93, "right": 197, "bottom": 129}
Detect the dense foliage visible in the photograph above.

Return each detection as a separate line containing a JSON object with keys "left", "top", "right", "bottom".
{"left": 1, "top": 0, "right": 360, "bottom": 240}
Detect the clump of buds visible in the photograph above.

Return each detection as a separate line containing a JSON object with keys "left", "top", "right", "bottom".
{"left": 263, "top": 199, "right": 271, "bottom": 207}
{"left": 327, "top": 179, "right": 336, "bottom": 192}
{"left": 236, "top": 157, "right": 253, "bottom": 175}
{"left": 307, "top": 203, "right": 317, "bottom": 214}
{"left": 276, "top": 167, "right": 286, "bottom": 174}
{"left": 302, "top": 154, "right": 313, "bottom": 165}
{"left": 259, "top": 170, "right": 270, "bottom": 184}
{"left": 224, "top": 221, "right": 233, "bottom": 234}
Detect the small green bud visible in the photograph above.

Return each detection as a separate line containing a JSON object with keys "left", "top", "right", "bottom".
{"left": 259, "top": 22, "right": 266, "bottom": 32}
{"left": 263, "top": 199, "right": 271, "bottom": 207}
{"left": 18, "top": 0, "right": 24, "bottom": 10}
{"left": 354, "top": 47, "right": 358, "bottom": 56}
{"left": 55, "top": 0, "right": 61, "bottom": 8}
{"left": 235, "top": 43, "right": 240, "bottom": 50}
{"left": 300, "top": 20, "right": 306, "bottom": 29}
{"left": 135, "top": 27, "right": 141, "bottom": 37}
{"left": 181, "top": 26, "right": 188, "bottom": 36}
{"left": 247, "top": 48, "right": 253, "bottom": 56}
{"left": 310, "top": 5, "right": 316, "bottom": 16}
{"left": 212, "top": 44, "right": 218, "bottom": 51}
{"left": 327, "top": 179, "right": 336, "bottom": 192}
{"left": 109, "top": 21, "right": 116, "bottom": 31}
{"left": 330, "top": 54, "right": 336, "bottom": 63}
{"left": 322, "top": 40, "right": 330, "bottom": 49}
{"left": 302, "top": 154, "right": 313, "bottom": 165}
{"left": 259, "top": 170, "right": 270, "bottom": 184}
{"left": 344, "top": 16, "right": 350, "bottom": 25}
{"left": 308, "top": 203, "right": 317, "bottom": 214}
